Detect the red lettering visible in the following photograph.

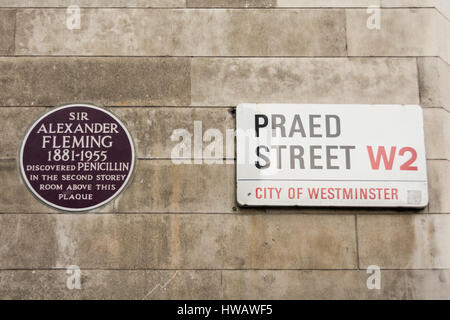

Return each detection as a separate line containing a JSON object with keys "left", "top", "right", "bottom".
{"left": 343, "top": 188, "right": 352, "bottom": 199}
{"left": 256, "top": 187, "right": 263, "bottom": 199}
{"left": 367, "top": 146, "right": 396, "bottom": 170}
{"left": 308, "top": 188, "right": 320, "bottom": 199}
{"left": 392, "top": 188, "right": 398, "bottom": 200}
{"left": 399, "top": 147, "right": 418, "bottom": 171}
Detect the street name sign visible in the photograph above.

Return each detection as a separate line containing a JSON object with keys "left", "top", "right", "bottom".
{"left": 236, "top": 104, "right": 428, "bottom": 208}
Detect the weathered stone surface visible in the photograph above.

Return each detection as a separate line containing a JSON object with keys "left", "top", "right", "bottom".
{"left": 191, "top": 58, "right": 419, "bottom": 106}
{"left": 222, "top": 269, "right": 450, "bottom": 299}
{"left": 111, "top": 107, "right": 235, "bottom": 159}
{"left": 278, "top": 0, "right": 381, "bottom": 7}
{"left": 0, "top": 57, "right": 190, "bottom": 107}
{"left": 15, "top": 9, "right": 346, "bottom": 56}
{"left": 436, "top": 0, "right": 450, "bottom": 19}
{"left": 0, "top": 214, "right": 59, "bottom": 268}
{"left": 371, "top": 269, "right": 450, "bottom": 299}
{"left": 2, "top": 269, "right": 450, "bottom": 299}
{"left": 115, "top": 160, "right": 236, "bottom": 213}
{"left": 0, "top": 214, "right": 356, "bottom": 269}
{"left": 0, "top": 160, "right": 57, "bottom": 213}
{"left": 346, "top": 9, "right": 440, "bottom": 56}
{"left": 0, "top": 0, "right": 185, "bottom": 7}
{"left": 0, "top": 160, "right": 113, "bottom": 213}
{"left": 377, "top": 269, "right": 450, "bottom": 299}
{"left": 0, "top": 108, "right": 48, "bottom": 159}
{"left": 382, "top": 0, "right": 450, "bottom": 20}
{"left": 381, "top": 0, "right": 435, "bottom": 7}
{"left": 0, "top": 270, "right": 222, "bottom": 300}
{"left": 0, "top": 10, "right": 15, "bottom": 55}
{"left": 358, "top": 214, "right": 450, "bottom": 269}
{"left": 220, "top": 214, "right": 357, "bottom": 269}
{"left": 187, "top": 0, "right": 276, "bottom": 7}
{"left": 140, "top": 270, "right": 223, "bottom": 300}
{"left": 427, "top": 160, "right": 450, "bottom": 213}
{"left": 423, "top": 108, "right": 450, "bottom": 160}
{"left": 418, "top": 58, "right": 450, "bottom": 109}
{"left": 223, "top": 270, "right": 360, "bottom": 299}
{"left": 437, "top": 13, "right": 450, "bottom": 64}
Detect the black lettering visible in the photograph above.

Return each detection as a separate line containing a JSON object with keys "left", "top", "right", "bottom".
{"left": 309, "top": 115, "right": 322, "bottom": 137}
{"left": 310, "top": 145, "right": 322, "bottom": 169}
{"left": 290, "top": 145, "right": 305, "bottom": 169}
{"left": 326, "top": 115, "right": 341, "bottom": 137}
{"left": 255, "top": 146, "right": 270, "bottom": 169}
{"left": 255, "top": 114, "right": 268, "bottom": 138}
{"left": 271, "top": 114, "right": 286, "bottom": 137}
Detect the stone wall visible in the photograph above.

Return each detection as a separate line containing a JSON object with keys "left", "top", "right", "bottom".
{"left": 0, "top": 0, "right": 449, "bottom": 299}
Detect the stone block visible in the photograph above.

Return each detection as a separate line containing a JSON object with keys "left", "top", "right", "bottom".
{"left": 0, "top": 57, "right": 190, "bottom": 107}
{"left": 346, "top": 9, "right": 439, "bottom": 56}
{"left": 0, "top": 10, "right": 15, "bottom": 55}
{"left": 423, "top": 108, "right": 450, "bottom": 160}
{"left": 15, "top": 9, "right": 346, "bottom": 56}
{"left": 111, "top": 107, "right": 235, "bottom": 159}
{"left": 0, "top": 0, "right": 184, "bottom": 7}
{"left": 418, "top": 58, "right": 450, "bottom": 109}
{"left": 191, "top": 58, "right": 419, "bottom": 106}
{"left": 0, "top": 214, "right": 356, "bottom": 269}
{"left": 358, "top": 214, "right": 450, "bottom": 268}
{"left": 427, "top": 160, "right": 450, "bottom": 213}
{"left": 0, "top": 270, "right": 221, "bottom": 299}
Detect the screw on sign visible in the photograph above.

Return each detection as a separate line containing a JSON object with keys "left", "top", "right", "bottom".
{"left": 20, "top": 104, "right": 135, "bottom": 212}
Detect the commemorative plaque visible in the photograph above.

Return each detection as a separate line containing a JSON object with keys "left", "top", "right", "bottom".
{"left": 20, "top": 104, "right": 135, "bottom": 211}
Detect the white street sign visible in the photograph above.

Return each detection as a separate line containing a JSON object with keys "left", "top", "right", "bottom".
{"left": 236, "top": 104, "right": 428, "bottom": 208}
